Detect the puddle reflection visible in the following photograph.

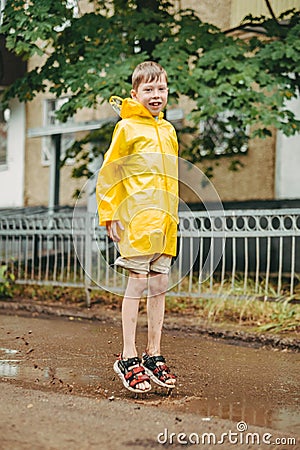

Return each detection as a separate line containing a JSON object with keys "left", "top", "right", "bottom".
{"left": 179, "top": 397, "right": 300, "bottom": 435}
{"left": 0, "top": 347, "right": 18, "bottom": 355}
{"left": 0, "top": 361, "right": 20, "bottom": 377}
{"left": 0, "top": 347, "right": 21, "bottom": 377}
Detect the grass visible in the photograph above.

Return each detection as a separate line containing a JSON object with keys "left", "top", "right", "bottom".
{"left": 173, "top": 270, "right": 298, "bottom": 298}
{"left": 165, "top": 295, "right": 299, "bottom": 334}
{"left": 7, "top": 282, "right": 299, "bottom": 336}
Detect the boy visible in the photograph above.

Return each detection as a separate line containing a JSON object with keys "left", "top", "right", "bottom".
{"left": 96, "top": 61, "right": 178, "bottom": 393}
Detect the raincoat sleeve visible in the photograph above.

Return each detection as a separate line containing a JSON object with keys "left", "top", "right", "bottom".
{"left": 96, "top": 122, "right": 128, "bottom": 226}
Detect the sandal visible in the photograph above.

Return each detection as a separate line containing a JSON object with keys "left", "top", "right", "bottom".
{"left": 142, "top": 353, "right": 176, "bottom": 388}
{"left": 113, "top": 355, "right": 151, "bottom": 393}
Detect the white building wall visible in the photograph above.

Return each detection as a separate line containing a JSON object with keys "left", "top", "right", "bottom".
{"left": 0, "top": 98, "right": 25, "bottom": 207}
{"left": 275, "top": 97, "right": 300, "bottom": 199}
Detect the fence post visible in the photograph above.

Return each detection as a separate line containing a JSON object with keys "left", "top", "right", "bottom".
{"left": 84, "top": 212, "right": 92, "bottom": 307}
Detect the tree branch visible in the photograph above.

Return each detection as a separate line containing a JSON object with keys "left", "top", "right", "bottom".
{"left": 224, "top": 24, "right": 268, "bottom": 36}
{"left": 224, "top": 1, "right": 289, "bottom": 35}
{"left": 265, "top": 0, "right": 280, "bottom": 24}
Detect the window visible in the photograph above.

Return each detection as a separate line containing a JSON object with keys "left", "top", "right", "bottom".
{"left": 199, "top": 111, "right": 249, "bottom": 157}
{"left": 42, "top": 98, "right": 75, "bottom": 166}
{"left": 0, "top": 97, "right": 9, "bottom": 166}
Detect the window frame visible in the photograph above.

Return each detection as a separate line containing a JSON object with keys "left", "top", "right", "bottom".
{"left": 41, "top": 97, "right": 75, "bottom": 167}
{"left": 0, "top": 93, "right": 9, "bottom": 168}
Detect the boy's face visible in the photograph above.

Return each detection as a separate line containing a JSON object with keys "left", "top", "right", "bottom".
{"left": 131, "top": 75, "right": 168, "bottom": 116}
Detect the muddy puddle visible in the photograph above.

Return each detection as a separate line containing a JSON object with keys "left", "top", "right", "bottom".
{"left": 1, "top": 314, "right": 299, "bottom": 435}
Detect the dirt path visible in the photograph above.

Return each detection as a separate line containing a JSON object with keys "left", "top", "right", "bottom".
{"left": 0, "top": 312, "right": 299, "bottom": 449}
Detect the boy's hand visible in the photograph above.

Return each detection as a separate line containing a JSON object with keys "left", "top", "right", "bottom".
{"left": 106, "top": 220, "right": 124, "bottom": 242}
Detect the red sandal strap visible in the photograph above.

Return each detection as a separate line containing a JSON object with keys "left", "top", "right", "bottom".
{"left": 124, "top": 365, "right": 144, "bottom": 380}
{"left": 129, "top": 373, "right": 150, "bottom": 388}
{"left": 153, "top": 367, "right": 175, "bottom": 381}
{"left": 119, "top": 361, "right": 150, "bottom": 388}
{"left": 157, "top": 364, "right": 169, "bottom": 372}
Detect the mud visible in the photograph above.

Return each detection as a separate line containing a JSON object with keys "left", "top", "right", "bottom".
{"left": 1, "top": 298, "right": 299, "bottom": 351}
{"left": 1, "top": 311, "right": 299, "bottom": 447}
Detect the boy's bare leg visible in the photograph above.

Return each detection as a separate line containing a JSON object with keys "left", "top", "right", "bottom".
{"left": 121, "top": 271, "right": 150, "bottom": 391}
{"left": 146, "top": 272, "right": 176, "bottom": 385}
{"left": 146, "top": 272, "right": 168, "bottom": 356}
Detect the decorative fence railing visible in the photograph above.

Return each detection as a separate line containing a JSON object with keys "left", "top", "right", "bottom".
{"left": 0, "top": 208, "right": 299, "bottom": 306}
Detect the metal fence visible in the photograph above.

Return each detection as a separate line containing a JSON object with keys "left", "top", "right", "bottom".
{"left": 0, "top": 208, "right": 299, "bottom": 306}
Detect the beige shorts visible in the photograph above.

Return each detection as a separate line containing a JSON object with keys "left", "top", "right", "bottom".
{"left": 114, "top": 253, "right": 172, "bottom": 275}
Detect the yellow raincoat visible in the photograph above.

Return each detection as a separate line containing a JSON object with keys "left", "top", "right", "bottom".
{"left": 96, "top": 97, "right": 178, "bottom": 258}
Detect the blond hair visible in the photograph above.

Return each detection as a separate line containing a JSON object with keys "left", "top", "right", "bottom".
{"left": 132, "top": 61, "right": 168, "bottom": 91}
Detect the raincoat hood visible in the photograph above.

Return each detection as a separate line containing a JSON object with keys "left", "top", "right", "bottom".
{"left": 110, "top": 96, "right": 164, "bottom": 121}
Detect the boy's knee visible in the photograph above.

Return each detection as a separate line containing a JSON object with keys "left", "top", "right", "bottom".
{"left": 148, "top": 272, "right": 169, "bottom": 296}
{"left": 128, "top": 271, "right": 148, "bottom": 295}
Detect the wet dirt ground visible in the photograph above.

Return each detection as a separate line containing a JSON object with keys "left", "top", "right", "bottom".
{"left": 0, "top": 311, "right": 299, "bottom": 449}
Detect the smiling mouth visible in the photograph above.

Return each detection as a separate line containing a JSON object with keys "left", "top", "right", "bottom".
{"left": 149, "top": 102, "right": 162, "bottom": 107}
